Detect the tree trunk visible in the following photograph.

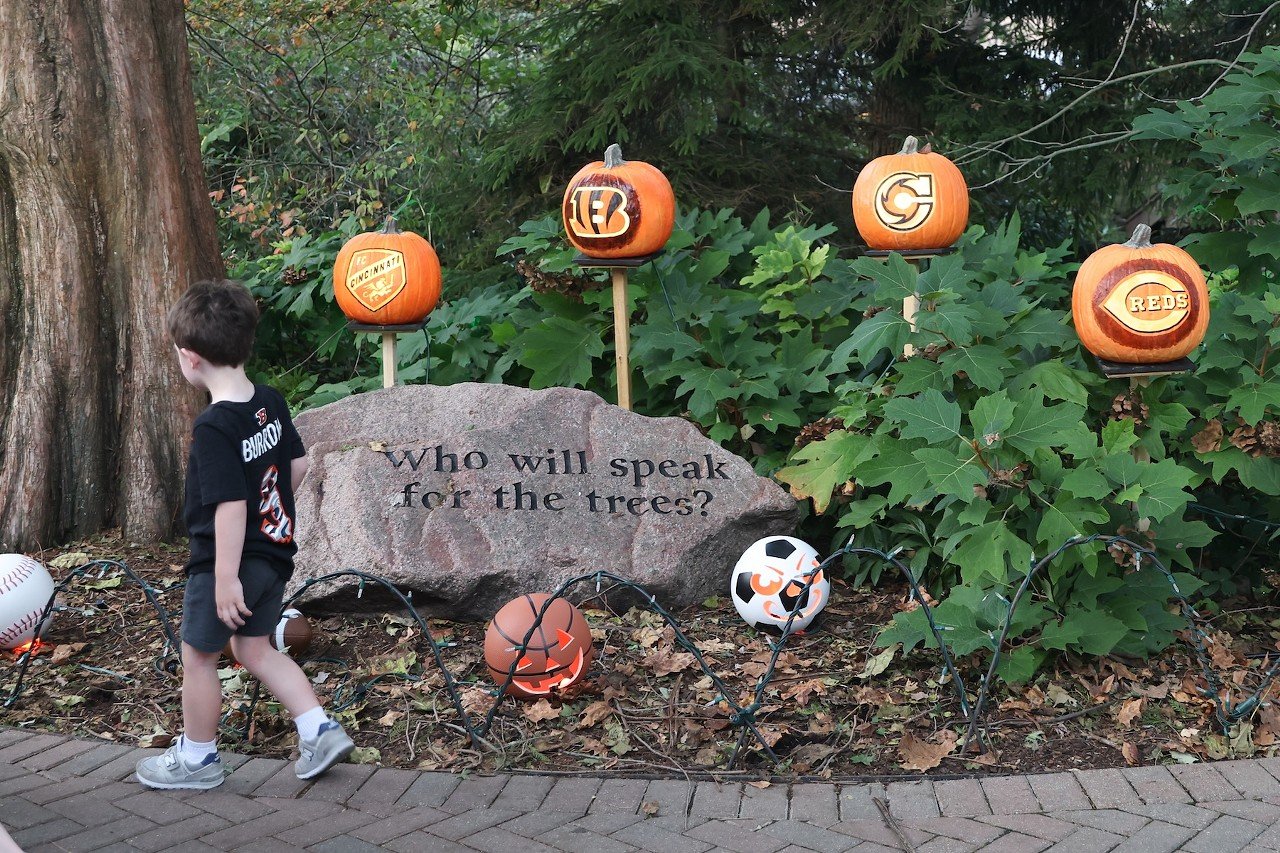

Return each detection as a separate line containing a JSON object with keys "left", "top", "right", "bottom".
{"left": 0, "top": 1, "right": 222, "bottom": 550}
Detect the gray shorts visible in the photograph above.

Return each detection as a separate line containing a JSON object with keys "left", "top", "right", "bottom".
{"left": 182, "top": 558, "right": 286, "bottom": 653}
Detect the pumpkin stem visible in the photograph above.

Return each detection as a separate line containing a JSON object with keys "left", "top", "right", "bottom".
{"left": 604, "top": 144, "right": 626, "bottom": 168}
{"left": 1124, "top": 223, "right": 1154, "bottom": 248}
{"left": 900, "top": 136, "right": 921, "bottom": 155}
{"left": 381, "top": 216, "right": 402, "bottom": 235}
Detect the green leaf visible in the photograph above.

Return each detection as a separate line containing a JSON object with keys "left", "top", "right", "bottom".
{"left": 916, "top": 447, "right": 987, "bottom": 502}
{"left": 938, "top": 345, "right": 1010, "bottom": 390}
{"left": 853, "top": 253, "right": 918, "bottom": 301}
{"left": 949, "top": 520, "right": 1033, "bottom": 584}
{"left": 1226, "top": 382, "right": 1280, "bottom": 424}
{"left": 1004, "top": 398, "right": 1086, "bottom": 456}
{"left": 1060, "top": 467, "right": 1112, "bottom": 500}
{"left": 1063, "top": 609, "right": 1131, "bottom": 656}
{"left": 1236, "top": 171, "right": 1280, "bottom": 216}
{"left": 775, "top": 432, "right": 875, "bottom": 513}
{"left": 970, "top": 390, "right": 1014, "bottom": 442}
{"left": 1017, "top": 361, "right": 1090, "bottom": 406}
{"left": 855, "top": 442, "right": 933, "bottom": 505}
{"left": 515, "top": 316, "right": 604, "bottom": 389}
{"left": 842, "top": 311, "right": 912, "bottom": 361}
{"left": 883, "top": 389, "right": 962, "bottom": 443}
{"left": 996, "top": 647, "right": 1044, "bottom": 684}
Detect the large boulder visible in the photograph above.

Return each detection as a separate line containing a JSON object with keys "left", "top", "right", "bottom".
{"left": 289, "top": 383, "right": 799, "bottom": 620}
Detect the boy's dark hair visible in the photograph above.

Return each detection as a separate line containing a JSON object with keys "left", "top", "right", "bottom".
{"left": 167, "top": 279, "right": 260, "bottom": 367}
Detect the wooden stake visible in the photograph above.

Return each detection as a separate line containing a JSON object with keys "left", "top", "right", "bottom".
{"left": 1130, "top": 375, "right": 1151, "bottom": 533}
{"left": 611, "top": 267, "right": 632, "bottom": 410}
{"left": 382, "top": 332, "right": 397, "bottom": 389}
{"left": 903, "top": 258, "right": 922, "bottom": 358}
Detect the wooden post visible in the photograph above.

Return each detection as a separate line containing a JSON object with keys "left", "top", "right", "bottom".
{"left": 903, "top": 258, "right": 922, "bottom": 358}
{"left": 1130, "top": 375, "right": 1152, "bottom": 533}
{"left": 611, "top": 268, "right": 632, "bottom": 410}
{"left": 381, "top": 332, "right": 397, "bottom": 389}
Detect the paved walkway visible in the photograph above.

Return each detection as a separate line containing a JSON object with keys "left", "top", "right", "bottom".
{"left": 3, "top": 729, "right": 1280, "bottom": 852}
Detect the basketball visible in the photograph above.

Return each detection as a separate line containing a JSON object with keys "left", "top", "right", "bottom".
{"left": 0, "top": 554, "right": 54, "bottom": 650}
{"left": 484, "top": 594, "right": 594, "bottom": 699}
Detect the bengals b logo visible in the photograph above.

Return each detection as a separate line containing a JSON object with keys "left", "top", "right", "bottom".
{"left": 566, "top": 186, "right": 632, "bottom": 239}
{"left": 874, "top": 172, "right": 936, "bottom": 232}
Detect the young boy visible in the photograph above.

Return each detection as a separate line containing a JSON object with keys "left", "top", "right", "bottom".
{"left": 137, "top": 279, "right": 353, "bottom": 790}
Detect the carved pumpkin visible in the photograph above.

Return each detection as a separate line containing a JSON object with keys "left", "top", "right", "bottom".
{"left": 1072, "top": 224, "right": 1210, "bottom": 364}
{"left": 333, "top": 216, "right": 441, "bottom": 325}
{"left": 484, "top": 594, "right": 594, "bottom": 699}
{"left": 562, "top": 144, "right": 675, "bottom": 259}
{"left": 852, "top": 136, "right": 969, "bottom": 251}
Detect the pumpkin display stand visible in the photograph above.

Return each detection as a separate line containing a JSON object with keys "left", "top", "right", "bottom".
{"left": 1094, "top": 355, "right": 1194, "bottom": 381}
{"left": 346, "top": 320, "right": 428, "bottom": 389}
{"left": 864, "top": 247, "right": 955, "bottom": 358}
{"left": 573, "top": 250, "right": 664, "bottom": 411}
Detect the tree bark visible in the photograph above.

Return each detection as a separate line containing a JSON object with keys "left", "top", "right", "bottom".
{"left": 0, "top": 0, "right": 222, "bottom": 550}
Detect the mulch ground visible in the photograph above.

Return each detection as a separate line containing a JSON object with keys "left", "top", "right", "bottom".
{"left": 4, "top": 532, "right": 1279, "bottom": 781}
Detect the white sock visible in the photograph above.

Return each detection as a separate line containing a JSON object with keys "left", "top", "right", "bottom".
{"left": 179, "top": 734, "right": 217, "bottom": 762}
{"left": 294, "top": 706, "right": 330, "bottom": 741}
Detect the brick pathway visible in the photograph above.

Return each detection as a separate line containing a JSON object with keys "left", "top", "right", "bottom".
{"left": 4, "top": 728, "right": 1280, "bottom": 852}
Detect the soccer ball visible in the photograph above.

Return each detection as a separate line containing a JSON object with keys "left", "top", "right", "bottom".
{"left": 0, "top": 554, "right": 55, "bottom": 650}
{"left": 730, "top": 536, "right": 829, "bottom": 633}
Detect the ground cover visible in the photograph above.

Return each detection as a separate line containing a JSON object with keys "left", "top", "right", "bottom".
{"left": 4, "top": 533, "right": 1278, "bottom": 781}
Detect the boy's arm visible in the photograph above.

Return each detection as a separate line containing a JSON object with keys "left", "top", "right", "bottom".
{"left": 214, "top": 500, "right": 252, "bottom": 629}
{"left": 291, "top": 456, "right": 308, "bottom": 492}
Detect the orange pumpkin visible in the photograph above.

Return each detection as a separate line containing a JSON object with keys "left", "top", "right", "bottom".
{"left": 562, "top": 144, "right": 675, "bottom": 259}
{"left": 852, "top": 136, "right": 969, "bottom": 251}
{"left": 1071, "top": 224, "right": 1210, "bottom": 364}
{"left": 333, "top": 216, "right": 441, "bottom": 325}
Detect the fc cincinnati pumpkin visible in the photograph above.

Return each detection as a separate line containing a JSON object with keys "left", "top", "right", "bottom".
{"left": 730, "top": 536, "right": 830, "bottom": 634}
{"left": 1071, "top": 224, "right": 1209, "bottom": 364}
{"left": 332, "top": 216, "right": 441, "bottom": 325}
{"left": 852, "top": 136, "right": 969, "bottom": 251}
{"left": 484, "top": 594, "right": 594, "bottom": 698}
{"left": 562, "top": 144, "right": 675, "bottom": 259}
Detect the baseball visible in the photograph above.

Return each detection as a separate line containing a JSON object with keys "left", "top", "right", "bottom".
{"left": 0, "top": 554, "right": 54, "bottom": 649}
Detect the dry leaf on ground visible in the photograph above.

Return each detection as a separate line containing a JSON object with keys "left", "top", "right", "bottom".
{"left": 898, "top": 729, "right": 957, "bottom": 771}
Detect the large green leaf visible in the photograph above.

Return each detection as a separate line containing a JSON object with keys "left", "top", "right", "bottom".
{"left": 774, "top": 432, "right": 875, "bottom": 513}
{"left": 1003, "top": 398, "right": 1086, "bottom": 456}
{"left": 916, "top": 448, "right": 987, "bottom": 502}
{"left": 516, "top": 316, "right": 604, "bottom": 389}
{"left": 883, "top": 389, "right": 963, "bottom": 443}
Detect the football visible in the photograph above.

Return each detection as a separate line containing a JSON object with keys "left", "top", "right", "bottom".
{"left": 222, "top": 608, "right": 313, "bottom": 660}
{"left": 0, "top": 554, "right": 55, "bottom": 650}
{"left": 730, "top": 536, "right": 830, "bottom": 633}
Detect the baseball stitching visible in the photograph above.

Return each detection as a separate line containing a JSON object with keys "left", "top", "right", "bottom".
{"left": 0, "top": 559, "right": 35, "bottom": 596}
{"left": 0, "top": 609, "right": 43, "bottom": 647}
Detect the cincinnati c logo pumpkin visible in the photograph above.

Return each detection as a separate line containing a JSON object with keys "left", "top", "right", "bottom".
{"left": 853, "top": 136, "right": 968, "bottom": 251}
{"left": 562, "top": 144, "right": 675, "bottom": 259}
{"left": 1072, "top": 224, "right": 1210, "bottom": 364}
{"left": 874, "top": 172, "right": 936, "bottom": 232}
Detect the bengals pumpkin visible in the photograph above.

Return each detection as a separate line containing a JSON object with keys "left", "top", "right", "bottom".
{"left": 484, "top": 594, "right": 594, "bottom": 699}
{"left": 333, "top": 216, "right": 441, "bottom": 325}
{"left": 1072, "top": 224, "right": 1209, "bottom": 364}
{"left": 852, "top": 136, "right": 969, "bottom": 251}
{"left": 562, "top": 144, "right": 675, "bottom": 259}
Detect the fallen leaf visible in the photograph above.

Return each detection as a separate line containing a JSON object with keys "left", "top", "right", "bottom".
{"left": 782, "top": 679, "right": 828, "bottom": 705}
{"left": 897, "top": 729, "right": 957, "bottom": 771}
{"left": 641, "top": 801, "right": 659, "bottom": 816}
{"left": 579, "top": 700, "right": 614, "bottom": 728}
{"left": 49, "top": 552, "right": 91, "bottom": 569}
{"left": 50, "top": 642, "right": 88, "bottom": 665}
{"left": 747, "top": 780, "right": 771, "bottom": 790}
{"left": 350, "top": 746, "right": 381, "bottom": 765}
{"left": 858, "top": 644, "right": 899, "bottom": 680}
{"left": 368, "top": 441, "right": 386, "bottom": 452}
{"left": 1117, "top": 697, "right": 1145, "bottom": 729}
{"left": 522, "top": 699, "right": 561, "bottom": 723}
{"left": 642, "top": 649, "right": 696, "bottom": 677}
{"left": 1122, "top": 742, "right": 1139, "bottom": 765}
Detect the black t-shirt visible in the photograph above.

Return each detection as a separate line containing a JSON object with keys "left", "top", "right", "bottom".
{"left": 183, "top": 385, "right": 306, "bottom": 578}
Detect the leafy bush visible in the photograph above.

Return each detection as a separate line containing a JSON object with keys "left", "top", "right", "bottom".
{"left": 777, "top": 49, "right": 1280, "bottom": 681}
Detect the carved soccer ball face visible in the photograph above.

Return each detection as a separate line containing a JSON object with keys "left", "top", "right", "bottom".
{"left": 730, "top": 537, "right": 829, "bottom": 633}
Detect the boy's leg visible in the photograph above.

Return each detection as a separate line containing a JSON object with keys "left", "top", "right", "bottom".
{"left": 232, "top": 560, "right": 354, "bottom": 779}
{"left": 181, "top": 642, "right": 223, "bottom": 742}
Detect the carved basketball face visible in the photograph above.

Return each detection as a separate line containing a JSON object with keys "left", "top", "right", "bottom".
{"left": 484, "top": 594, "right": 595, "bottom": 698}
{"left": 730, "top": 537, "right": 829, "bottom": 633}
